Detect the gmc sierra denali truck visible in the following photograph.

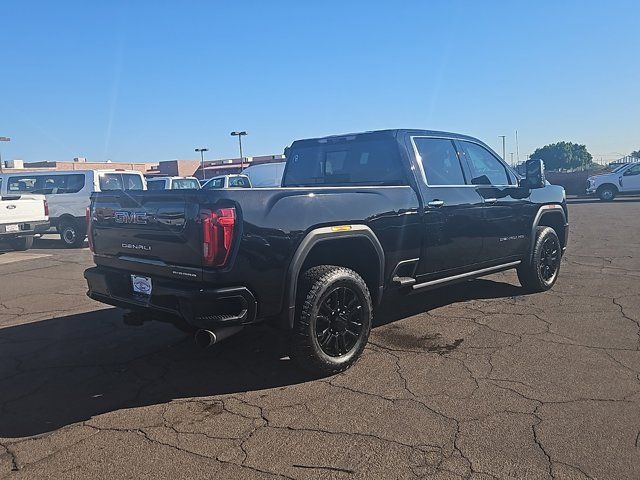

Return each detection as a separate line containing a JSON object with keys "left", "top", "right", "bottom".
{"left": 84, "top": 129, "right": 568, "bottom": 375}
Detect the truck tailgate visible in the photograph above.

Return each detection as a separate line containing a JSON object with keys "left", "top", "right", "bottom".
{"left": 0, "top": 194, "right": 47, "bottom": 225}
{"left": 91, "top": 191, "right": 204, "bottom": 279}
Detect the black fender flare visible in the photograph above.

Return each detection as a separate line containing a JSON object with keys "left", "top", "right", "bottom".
{"left": 284, "top": 225, "right": 385, "bottom": 329}
{"left": 528, "top": 204, "right": 567, "bottom": 263}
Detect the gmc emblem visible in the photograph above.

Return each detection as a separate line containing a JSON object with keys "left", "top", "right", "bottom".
{"left": 114, "top": 211, "right": 148, "bottom": 225}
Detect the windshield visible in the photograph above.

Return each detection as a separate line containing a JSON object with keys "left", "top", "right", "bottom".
{"left": 172, "top": 179, "right": 200, "bottom": 189}
{"left": 146, "top": 180, "right": 165, "bottom": 190}
{"left": 202, "top": 178, "right": 225, "bottom": 189}
{"left": 99, "top": 173, "right": 144, "bottom": 191}
{"left": 228, "top": 176, "right": 251, "bottom": 188}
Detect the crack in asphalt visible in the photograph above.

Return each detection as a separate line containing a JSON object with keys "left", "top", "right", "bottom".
{"left": 0, "top": 442, "right": 19, "bottom": 472}
{"left": 2, "top": 207, "right": 640, "bottom": 479}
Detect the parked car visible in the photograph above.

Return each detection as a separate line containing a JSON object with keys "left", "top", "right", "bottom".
{"left": 586, "top": 163, "right": 640, "bottom": 200}
{"left": 0, "top": 182, "right": 49, "bottom": 251}
{"left": 85, "top": 129, "right": 568, "bottom": 375}
{"left": 242, "top": 162, "right": 286, "bottom": 187}
{"left": 202, "top": 174, "right": 251, "bottom": 189}
{"left": 147, "top": 176, "right": 200, "bottom": 190}
{"left": 0, "top": 169, "right": 146, "bottom": 247}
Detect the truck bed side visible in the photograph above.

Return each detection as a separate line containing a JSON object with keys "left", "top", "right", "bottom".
{"left": 90, "top": 186, "right": 421, "bottom": 320}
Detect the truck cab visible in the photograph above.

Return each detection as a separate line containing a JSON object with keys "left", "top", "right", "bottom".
{"left": 85, "top": 129, "right": 567, "bottom": 375}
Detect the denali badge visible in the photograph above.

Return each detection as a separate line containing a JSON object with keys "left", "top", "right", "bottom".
{"left": 122, "top": 243, "right": 152, "bottom": 251}
{"left": 114, "top": 211, "right": 148, "bottom": 225}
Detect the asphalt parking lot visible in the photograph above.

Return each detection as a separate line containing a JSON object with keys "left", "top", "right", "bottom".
{"left": 1, "top": 198, "right": 639, "bottom": 479}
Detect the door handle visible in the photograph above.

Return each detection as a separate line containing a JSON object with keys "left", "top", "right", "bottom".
{"left": 484, "top": 198, "right": 497, "bottom": 204}
{"left": 428, "top": 200, "right": 445, "bottom": 207}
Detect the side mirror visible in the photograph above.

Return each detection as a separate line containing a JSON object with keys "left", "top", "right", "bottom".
{"left": 524, "top": 158, "right": 545, "bottom": 189}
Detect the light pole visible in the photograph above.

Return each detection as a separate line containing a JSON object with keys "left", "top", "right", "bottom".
{"left": 498, "top": 135, "right": 506, "bottom": 163}
{"left": 0, "top": 137, "right": 10, "bottom": 174}
{"left": 510, "top": 152, "right": 514, "bottom": 166}
{"left": 195, "top": 147, "right": 209, "bottom": 180}
{"left": 231, "top": 131, "right": 247, "bottom": 171}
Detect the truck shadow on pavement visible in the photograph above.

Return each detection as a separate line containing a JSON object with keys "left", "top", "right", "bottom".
{"left": 0, "top": 278, "right": 524, "bottom": 439}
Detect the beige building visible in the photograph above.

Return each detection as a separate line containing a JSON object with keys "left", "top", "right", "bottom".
{"left": 0, "top": 157, "right": 157, "bottom": 174}
{"left": 1, "top": 154, "right": 285, "bottom": 178}
{"left": 141, "top": 154, "right": 286, "bottom": 179}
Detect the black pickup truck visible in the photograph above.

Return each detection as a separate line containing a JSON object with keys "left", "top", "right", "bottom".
{"left": 84, "top": 129, "right": 568, "bottom": 374}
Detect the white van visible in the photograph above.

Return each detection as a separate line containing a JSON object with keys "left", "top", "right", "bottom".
{"left": 0, "top": 169, "right": 146, "bottom": 247}
{"left": 147, "top": 176, "right": 200, "bottom": 190}
{"left": 241, "top": 162, "right": 286, "bottom": 187}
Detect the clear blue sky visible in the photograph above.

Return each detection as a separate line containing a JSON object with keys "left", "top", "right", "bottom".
{"left": 1, "top": 0, "right": 638, "bottom": 164}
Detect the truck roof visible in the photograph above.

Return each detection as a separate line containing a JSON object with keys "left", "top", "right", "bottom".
{"left": 290, "top": 129, "right": 485, "bottom": 147}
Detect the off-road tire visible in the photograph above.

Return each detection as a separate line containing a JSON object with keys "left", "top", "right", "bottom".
{"left": 59, "top": 220, "right": 85, "bottom": 248}
{"left": 291, "top": 265, "right": 372, "bottom": 376}
{"left": 598, "top": 184, "right": 617, "bottom": 201}
{"left": 9, "top": 236, "right": 34, "bottom": 251}
{"left": 517, "top": 226, "right": 561, "bottom": 292}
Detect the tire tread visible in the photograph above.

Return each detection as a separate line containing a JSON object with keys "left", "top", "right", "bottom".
{"left": 517, "top": 226, "right": 560, "bottom": 292}
{"left": 291, "top": 265, "right": 372, "bottom": 376}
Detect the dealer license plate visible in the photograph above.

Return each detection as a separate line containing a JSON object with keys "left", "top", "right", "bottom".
{"left": 131, "top": 275, "right": 152, "bottom": 296}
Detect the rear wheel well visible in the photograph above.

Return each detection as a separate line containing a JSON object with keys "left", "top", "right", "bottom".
{"left": 299, "top": 237, "right": 381, "bottom": 305}
{"left": 537, "top": 211, "right": 566, "bottom": 250}
{"left": 57, "top": 214, "right": 78, "bottom": 229}
{"left": 57, "top": 215, "right": 86, "bottom": 236}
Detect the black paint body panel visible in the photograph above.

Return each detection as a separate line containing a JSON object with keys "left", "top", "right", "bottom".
{"left": 86, "top": 129, "right": 567, "bottom": 326}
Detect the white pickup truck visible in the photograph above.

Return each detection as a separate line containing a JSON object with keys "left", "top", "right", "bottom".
{"left": 0, "top": 192, "right": 49, "bottom": 251}
{"left": 586, "top": 163, "right": 640, "bottom": 201}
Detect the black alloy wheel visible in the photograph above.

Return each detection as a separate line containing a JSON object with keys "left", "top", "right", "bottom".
{"left": 517, "top": 226, "right": 562, "bottom": 292}
{"left": 291, "top": 265, "right": 372, "bottom": 375}
{"left": 538, "top": 235, "right": 560, "bottom": 283}
{"left": 315, "top": 286, "right": 364, "bottom": 357}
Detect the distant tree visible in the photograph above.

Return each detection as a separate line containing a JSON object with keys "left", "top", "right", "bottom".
{"left": 631, "top": 150, "right": 640, "bottom": 159}
{"left": 530, "top": 141, "right": 593, "bottom": 171}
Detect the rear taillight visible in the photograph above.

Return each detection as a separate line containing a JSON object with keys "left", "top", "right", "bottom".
{"left": 86, "top": 206, "right": 94, "bottom": 252}
{"left": 43, "top": 200, "right": 49, "bottom": 216}
{"left": 202, "top": 207, "right": 236, "bottom": 267}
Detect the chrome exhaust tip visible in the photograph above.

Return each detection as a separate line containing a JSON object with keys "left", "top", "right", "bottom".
{"left": 194, "top": 326, "right": 243, "bottom": 348}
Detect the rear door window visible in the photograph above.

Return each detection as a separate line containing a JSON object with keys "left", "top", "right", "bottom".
{"left": 37, "top": 174, "right": 85, "bottom": 194}
{"left": 64, "top": 174, "right": 85, "bottom": 193}
{"left": 172, "top": 178, "right": 200, "bottom": 189}
{"left": 412, "top": 138, "right": 466, "bottom": 186}
{"left": 283, "top": 136, "right": 406, "bottom": 187}
{"left": 8, "top": 176, "right": 38, "bottom": 192}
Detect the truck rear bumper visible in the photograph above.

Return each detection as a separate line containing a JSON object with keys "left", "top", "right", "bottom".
{"left": 84, "top": 266, "right": 258, "bottom": 329}
{"left": 0, "top": 220, "right": 50, "bottom": 238}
